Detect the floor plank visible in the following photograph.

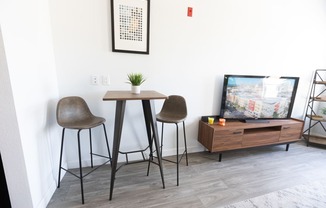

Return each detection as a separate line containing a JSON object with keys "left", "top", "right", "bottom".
{"left": 47, "top": 140, "right": 326, "bottom": 208}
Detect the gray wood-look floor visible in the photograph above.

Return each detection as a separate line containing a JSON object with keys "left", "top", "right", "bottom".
{"left": 47, "top": 140, "right": 326, "bottom": 208}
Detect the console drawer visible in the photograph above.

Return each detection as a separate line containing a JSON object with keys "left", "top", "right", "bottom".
{"left": 280, "top": 123, "right": 303, "bottom": 141}
{"left": 242, "top": 131, "right": 280, "bottom": 147}
{"left": 215, "top": 129, "right": 244, "bottom": 136}
{"left": 213, "top": 135, "right": 243, "bottom": 151}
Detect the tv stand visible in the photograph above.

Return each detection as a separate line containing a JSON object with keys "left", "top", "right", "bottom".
{"left": 198, "top": 118, "right": 303, "bottom": 161}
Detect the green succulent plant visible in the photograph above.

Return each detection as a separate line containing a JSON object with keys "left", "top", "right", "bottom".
{"left": 126, "top": 73, "right": 146, "bottom": 86}
{"left": 321, "top": 107, "right": 326, "bottom": 115}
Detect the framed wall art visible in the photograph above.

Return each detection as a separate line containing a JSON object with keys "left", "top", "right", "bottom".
{"left": 111, "top": 0, "right": 150, "bottom": 54}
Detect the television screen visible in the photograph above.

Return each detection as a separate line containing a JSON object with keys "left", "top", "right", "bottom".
{"left": 220, "top": 75, "right": 299, "bottom": 121}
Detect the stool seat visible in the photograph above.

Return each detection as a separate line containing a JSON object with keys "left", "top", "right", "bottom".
{"left": 156, "top": 113, "right": 186, "bottom": 123}
{"left": 58, "top": 117, "right": 106, "bottom": 129}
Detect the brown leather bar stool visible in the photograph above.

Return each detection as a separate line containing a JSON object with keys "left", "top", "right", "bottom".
{"left": 56, "top": 96, "right": 111, "bottom": 204}
{"left": 148, "top": 95, "right": 188, "bottom": 186}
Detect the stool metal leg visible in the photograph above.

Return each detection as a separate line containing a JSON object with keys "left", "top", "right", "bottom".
{"left": 57, "top": 124, "right": 110, "bottom": 204}
{"left": 57, "top": 128, "right": 66, "bottom": 188}
{"left": 77, "top": 130, "right": 85, "bottom": 204}
{"left": 89, "top": 129, "right": 93, "bottom": 168}
{"left": 176, "top": 123, "right": 179, "bottom": 186}
{"left": 147, "top": 120, "right": 187, "bottom": 186}
{"left": 183, "top": 121, "right": 188, "bottom": 166}
{"left": 160, "top": 123, "right": 164, "bottom": 157}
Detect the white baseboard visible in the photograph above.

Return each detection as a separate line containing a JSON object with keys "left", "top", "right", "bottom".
{"left": 37, "top": 173, "right": 58, "bottom": 208}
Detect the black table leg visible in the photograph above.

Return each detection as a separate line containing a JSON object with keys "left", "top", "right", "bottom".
{"left": 142, "top": 101, "right": 154, "bottom": 176}
{"left": 142, "top": 101, "right": 152, "bottom": 146}
{"left": 142, "top": 100, "right": 165, "bottom": 189}
{"left": 109, "top": 100, "right": 126, "bottom": 200}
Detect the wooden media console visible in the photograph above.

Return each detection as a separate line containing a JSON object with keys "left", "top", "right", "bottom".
{"left": 198, "top": 118, "right": 304, "bottom": 161}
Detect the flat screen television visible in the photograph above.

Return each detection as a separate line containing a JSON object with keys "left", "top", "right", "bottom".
{"left": 220, "top": 74, "right": 299, "bottom": 123}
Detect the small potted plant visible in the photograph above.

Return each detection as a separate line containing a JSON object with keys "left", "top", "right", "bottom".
{"left": 126, "top": 73, "right": 146, "bottom": 94}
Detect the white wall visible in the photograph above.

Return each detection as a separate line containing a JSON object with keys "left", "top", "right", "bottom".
{"left": 0, "top": 0, "right": 60, "bottom": 207}
{"left": 0, "top": 27, "right": 34, "bottom": 208}
{"left": 50, "top": 0, "right": 326, "bottom": 166}
{"left": 0, "top": 0, "right": 326, "bottom": 207}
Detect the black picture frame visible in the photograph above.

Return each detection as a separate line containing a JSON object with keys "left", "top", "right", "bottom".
{"left": 111, "top": 0, "right": 150, "bottom": 54}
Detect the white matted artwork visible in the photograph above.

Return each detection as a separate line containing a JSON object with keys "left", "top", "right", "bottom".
{"left": 111, "top": 0, "right": 150, "bottom": 54}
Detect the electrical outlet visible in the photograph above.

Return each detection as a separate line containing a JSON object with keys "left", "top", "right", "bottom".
{"left": 102, "top": 75, "right": 110, "bottom": 85}
{"left": 91, "top": 75, "right": 99, "bottom": 85}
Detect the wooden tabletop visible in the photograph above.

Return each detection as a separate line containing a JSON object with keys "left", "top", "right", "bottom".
{"left": 103, "top": 90, "right": 167, "bottom": 101}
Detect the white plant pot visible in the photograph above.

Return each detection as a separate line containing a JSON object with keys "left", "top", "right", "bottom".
{"left": 131, "top": 85, "right": 140, "bottom": 94}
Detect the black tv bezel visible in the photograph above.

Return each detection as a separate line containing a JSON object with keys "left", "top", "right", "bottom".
{"left": 219, "top": 74, "right": 300, "bottom": 122}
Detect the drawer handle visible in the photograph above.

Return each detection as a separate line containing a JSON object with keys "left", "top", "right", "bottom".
{"left": 283, "top": 127, "right": 290, "bottom": 129}
{"left": 233, "top": 131, "right": 242, "bottom": 134}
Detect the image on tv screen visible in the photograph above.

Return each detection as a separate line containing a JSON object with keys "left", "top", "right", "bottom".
{"left": 222, "top": 76, "right": 298, "bottom": 119}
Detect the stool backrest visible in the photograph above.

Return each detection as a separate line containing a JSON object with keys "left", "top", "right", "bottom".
{"left": 56, "top": 96, "right": 93, "bottom": 127}
{"left": 160, "top": 95, "right": 187, "bottom": 119}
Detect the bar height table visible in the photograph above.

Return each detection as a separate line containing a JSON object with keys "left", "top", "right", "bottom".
{"left": 103, "top": 90, "right": 167, "bottom": 200}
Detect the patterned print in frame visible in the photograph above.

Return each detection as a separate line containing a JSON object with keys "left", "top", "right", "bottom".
{"left": 111, "top": 0, "right": 150, "bottom": 54}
